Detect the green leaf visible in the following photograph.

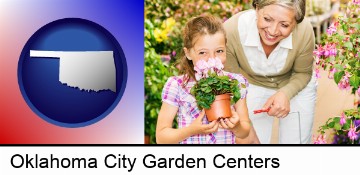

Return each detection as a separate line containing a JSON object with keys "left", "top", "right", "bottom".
{"left": 349, "top": 75, "right": 359, "bottom": 89}
{"left": 343, "top": 123, "right": 350, "bottom": 130}
{"left": 321, "top": 125, "right": 328, "bottom": 130}
{"left": 334, "top": 71, "right": 345, "bottom": 84}
{"left": 334, "top": 123, "right": 341, "bottom": 130}
{"left": 344, "top": 42, "right": 353, "bottom": 50}
{"left": 328, "top": 121, "right": 335, "bottom": 128}
{"left": 334, "top": 64, "right": 344, "bottom": 71}
{"left": 352, "top": 23, "right": 360, "bottom": 30}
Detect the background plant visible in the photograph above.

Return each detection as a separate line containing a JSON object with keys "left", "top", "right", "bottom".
{"left": 144, "top": 0, "right": 252, "bottom": 143}
{"left": 144, "top": 38, "right": 177, "bottom": 144}
{"left": 313, "top": 1, "right": 360, "bottom": 144}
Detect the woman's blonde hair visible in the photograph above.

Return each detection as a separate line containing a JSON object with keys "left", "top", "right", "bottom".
{"left": 252, "top": 0, "right": 306, "bottom": 23}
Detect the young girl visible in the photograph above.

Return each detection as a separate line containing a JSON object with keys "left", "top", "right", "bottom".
{"left": 156, "top": 15, "right": 258, "bottom": 144}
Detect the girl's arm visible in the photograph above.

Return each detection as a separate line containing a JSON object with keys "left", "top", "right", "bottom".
{"left": 156, "top": 102, "right": 219, "bottom": 144}
{"left": 219, "top": 98, "right": 251, "bottom": 139}
{"left": 232, "top": 97, "right": 252, "bottom": 139}
{"left": 235, "top": 126, "right": 260, "bottom": 144}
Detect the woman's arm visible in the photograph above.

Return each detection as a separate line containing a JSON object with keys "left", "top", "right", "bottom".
{"left": 156, "top": 103, "right": 219, "bottom": 144}
{"left": 263, "top": 19, "right": 315, "bottom": 118}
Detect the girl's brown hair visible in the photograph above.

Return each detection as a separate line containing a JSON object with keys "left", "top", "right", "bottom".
{"left": 177, "top": 14, "right": 226, "bottom": 86}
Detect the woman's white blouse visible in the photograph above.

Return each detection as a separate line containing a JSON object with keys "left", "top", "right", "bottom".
{"left": 237, "top": 10, "right": 293, "bottom": 76}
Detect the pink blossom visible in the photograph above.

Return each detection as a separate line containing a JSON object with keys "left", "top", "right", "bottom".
{"left": 349, "top": 28, "right": 355, "bottom": 34}
{"left": 314, "top": 135, "right": 327, "bottom": 144}
{"left": 161, "top": 54, "right": 171, "bottom": 62}
{"left": 338, "top": 72, "right": 351, "bottom": 90}
{"left": 314, "top": 56, "right": 320, "bottom": 65}
{"left": 357, "top": 88, "right": 360, "bottom": 96}
{"left": 340, "top": 113, "right": 346, "bottom": 126}
{"left": 214, "top": 57, "right": 224, "bottom": 71}
{"left": 203, "top": 5, "right": 210, "bottom": 10}
{"left": 194, "top": 60, "right": 208, "bottom": 72}
{"left": 353, "top": 0, "right": 360, "bottom": 5}
{"left": 323, "top": 43, "right": 337, "bottom": 57}
{"left": 194, "top": 58, "right": 225, "bottom": 80}
{"left": 326, "top": 26, "right": 337, "bottom": 36}
{"left": 348, "top": 123, "right": 359, "bottom": 141}
{"left": 328, "top": 68, "right": 337, "bottom": 79}
{"left": 313, "top": 45, "right": 324, "bottom": 57}
{"left": 195, "top": 72, "right": 202, "bottom": 81}
{"left": 194, "top": 60, "right": 209, "bottom": 80}
{"left": 207, "top": 58, "right": 217, "bottom": 70}
{"left": 315, "top": 68, "right": 321, "bottom": 79}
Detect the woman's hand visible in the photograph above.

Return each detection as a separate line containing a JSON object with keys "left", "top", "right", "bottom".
{"left": 263, "top": 91, "right": 290, "bottom": 118}
{"left": 189, "top": 110, "right": 219, "bottom": 135}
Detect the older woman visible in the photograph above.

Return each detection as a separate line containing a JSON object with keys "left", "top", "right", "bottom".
{"left": 224, "top": 0, "right": 317, "bottom": 144}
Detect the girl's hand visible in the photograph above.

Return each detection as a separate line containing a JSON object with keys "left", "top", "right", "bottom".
{"left": 219, "top": 109, "right": 240, "bottom": 130}
{"left": 189, "top": 110, "right": 219, "bottom": 135}
{"left": 262, "top": 91, "right": 290, "bottom": 118}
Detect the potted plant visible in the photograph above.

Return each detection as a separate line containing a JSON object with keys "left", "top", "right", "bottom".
{"left": 313, "top": 1, "right": 360, "bottom": 144}
{"left": 190, "top": 57, "right": 242, "bottom": 121}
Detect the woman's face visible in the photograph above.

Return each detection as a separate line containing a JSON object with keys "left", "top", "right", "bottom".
{"left": 184, "top": 32, "right": 226, "bottom": 65}
{"left": 256, "top": 4, "right": 296, "bottom": 47}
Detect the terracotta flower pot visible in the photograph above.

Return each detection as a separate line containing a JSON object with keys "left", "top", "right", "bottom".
{"left": 205, "top": 94, "right": 232, "bottom": 122}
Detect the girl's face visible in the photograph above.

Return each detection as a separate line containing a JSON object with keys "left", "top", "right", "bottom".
{"left": 256, "top": 4, "right": 296, "bottom": 47}
{"left": 184, "top": 32, "right": 226, "bottom": 66}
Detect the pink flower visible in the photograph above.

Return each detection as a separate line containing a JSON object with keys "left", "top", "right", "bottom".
{"left": 194, "top": 60, "right": 209, "bottom": 80}
{"left": 323, "top": 43, "right": 337, "bottom": 57}
{"left": 313, "top": 45, "right": 324, "bottom": 57}
{"left": 348, "top": 123, "right": 359, "bottom": 141}
{"left": 207, "top": 58, "right": 217, "bottom": 71}
{"left": 214, "top": 57, "right": 224, "bottom": 71}
{"left": 338, "top": 72, "right": 351, "bottom": 90}
{"left": 314, "top": 55, "right": 320, "bottom": 65}
{"left": 328, "top": 68, "right": 337, "bottom": 79}
{"left": 194, "top": 58, "right": 225, "bottom": 80}
{"left": 315, "top": 68, "right": 321, "bottom": 79}
{"left": 195, "top": 73, "right": 202, "bottom": 81}
{"left": 326, "top": 22, "right": 339, "bottom": 36}
{"left": 353, "top": 0, "right": 360, "bottom": 5}
{"left": 326, "top": 26, "right": 337, "bottom": 36}
{"left": 314, "top": 135, "right": 327, "bottom": 144}
{"left": 357, "top": 88, "right": 360, "bottom": 96}
{"left": 203, "top": 5, "right": 210, "bottom": 10}
{"left": 161, "top": 54, "right": 171, "bottom": 62}
{"left": 340, "top": 113, "right": 346, "bottom": 126}
{"left": 349, "top": 28, "right": 355, "bottom": 34}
